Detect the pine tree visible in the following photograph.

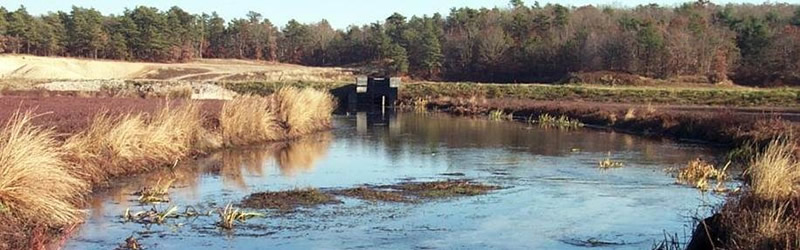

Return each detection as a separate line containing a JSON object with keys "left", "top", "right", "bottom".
{"left": 416, "top": 22, "right": 443, "bottom": 77}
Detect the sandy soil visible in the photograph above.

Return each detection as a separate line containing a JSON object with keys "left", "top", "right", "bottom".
{"left": 0, "top": 55, "right": 353, "bottom": 82}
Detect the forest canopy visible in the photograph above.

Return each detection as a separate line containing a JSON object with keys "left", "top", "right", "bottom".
{"left": 0, "top": 1, "right": 799, "bottom": 85}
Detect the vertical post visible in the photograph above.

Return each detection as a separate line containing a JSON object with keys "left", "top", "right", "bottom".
{"left": 382, "top": 95, "right": 386, "bottom": 114}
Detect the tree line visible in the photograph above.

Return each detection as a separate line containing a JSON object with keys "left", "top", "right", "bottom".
{"left": 0, "top": 1, "right": 799, "bottom": 85}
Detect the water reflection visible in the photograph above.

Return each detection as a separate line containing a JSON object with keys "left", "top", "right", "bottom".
{"left": 342, "top": 112, "right": 720, "bottom": 166}
{"left": 87, "top": 132, "right": 333, "bottom": 215}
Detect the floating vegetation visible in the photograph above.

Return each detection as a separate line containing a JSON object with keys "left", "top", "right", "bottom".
{"left": 216, "top": 203, "right": 265, "bottom": 230}
{"left": 489, "top": 109, "right": 511, "bottom": 121}
{"left": 534, "top": 113, "right": 583, "bottom": 129}
{"left": 676, "top": 159, "right": 729, "bottom": 192}
{"left": 598, "top": 152, "right": 624, "bottom": 169}
{"left": 240, "top": 188, "right": 342, "bottom": 210}
{"left": 134, "top": 178, "right": 174, "bottom": 204}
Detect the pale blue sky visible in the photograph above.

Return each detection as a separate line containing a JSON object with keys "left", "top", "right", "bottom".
{"left": 0, "top": 0, "right": 773, "bottom": 28}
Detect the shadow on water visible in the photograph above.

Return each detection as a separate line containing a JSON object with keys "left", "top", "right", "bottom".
{"left": 72, "top": 112, "right": 727, "bottom": 250}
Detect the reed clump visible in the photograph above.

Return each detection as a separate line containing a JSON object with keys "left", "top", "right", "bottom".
{"left": 221, "top": 87, "right": 335, "bottom": 146}
{"left": 216, "top": 203, "right": 264, "bottom": 229}
{"left": 747, "top": 138, "right": 800, "bottom": 200}
{"left": 272, "top": 87, "right": 336, "bottom": 137}
{"left": 533, "top": 113, "right": 584, "bottom": 129}
{"left": 0, "top": 112, "right": 87, "bottom": 227}
{"left": 677, "top": 159, "right": 729, "bottom": 192}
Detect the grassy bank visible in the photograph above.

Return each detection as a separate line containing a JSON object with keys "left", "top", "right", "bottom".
{"left": 401, "top": 83, "right": 800, "bottom": 107}
{"left": 0, "top": 87, "right": 335, "bottom": 249}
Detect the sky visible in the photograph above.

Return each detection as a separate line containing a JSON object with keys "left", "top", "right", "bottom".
{"left": 0, "top": 0, "right": 773, "bottom": 29}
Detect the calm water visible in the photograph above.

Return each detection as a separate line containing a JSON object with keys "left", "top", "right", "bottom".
{"left": 66, "top": 112, "right": 724, "bottom": 249}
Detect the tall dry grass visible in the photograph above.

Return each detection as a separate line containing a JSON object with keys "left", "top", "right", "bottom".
{"left": 272, "top": 87, "right": 336, "bottom": 137}
{"left": 747, "top": 138, "right": 800, "bottom": 200}
{"left": 221, "top": 87, "right": 335, "bottom": 146}
{"left": 64, "top": 103, "right": 218, "bottom": 184}
{"left": 220, "top": 95, "right": 282, "bottom": 147}
{"left": 0, "top": 112, "right": 87, "bottom": 226}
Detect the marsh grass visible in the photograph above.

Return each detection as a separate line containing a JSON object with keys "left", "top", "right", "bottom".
{"left": 63, "top": 103, "right": 212, "bottom": 183}
{"left": 747, "top": 138, "right": 800, "bottom": 200}
{"left": 273, "top": 87, "right": 336, "bottom": 137}
{"left": 220, "top": 95, "right": 282, "bottom": 146}
{"left": 221, "top": 87, "right": 335, "bottom": 146}
{"left": 708, "top": 138, "right": 800, "bottom": 249}
{"left": 0, "top": 111, "right": 87, "bottom": 226}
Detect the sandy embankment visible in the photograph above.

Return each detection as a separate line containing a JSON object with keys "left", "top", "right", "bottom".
{"left": 0, "top": 55, "right": 354, "bottom": 100}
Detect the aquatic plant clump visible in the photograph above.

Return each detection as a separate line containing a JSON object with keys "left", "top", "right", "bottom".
{"left": 134, "top": 178, "right": 175, "bottom": 204}
{"left": 676, "top": 159, "right": 729, "bottom": 192}
{"left": 217, "top": 203, "right": 265, "bottom": 230}
{"left": 489, "top": 109, "right": 512, "bottom": 121}
{"left": 533, "top": 113, "right": 584, "bottom": 129}
{"left": 598, "top": 152, "right": 624, "bottom": 169}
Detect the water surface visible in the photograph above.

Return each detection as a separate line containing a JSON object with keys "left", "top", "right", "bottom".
{"left": 67, "top": 112, "right": 724, "bottom": 249}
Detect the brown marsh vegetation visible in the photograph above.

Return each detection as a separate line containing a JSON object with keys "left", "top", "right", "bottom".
{"left": 689, "top": 138, "right": 800, "bottom": 249}
{"left": 0, "top": 87, "right": 335, "bottom": 248}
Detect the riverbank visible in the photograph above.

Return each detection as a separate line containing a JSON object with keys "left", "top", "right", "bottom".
{"left": 0, "top": 87, "right": 335, "bottom": 249}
